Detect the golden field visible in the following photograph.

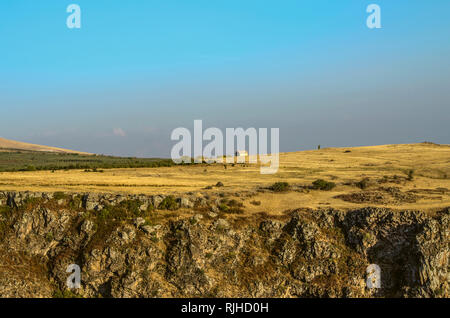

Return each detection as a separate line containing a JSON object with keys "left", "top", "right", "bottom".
{"left": 1, "top": 143, "right": 449, "bottom": 214}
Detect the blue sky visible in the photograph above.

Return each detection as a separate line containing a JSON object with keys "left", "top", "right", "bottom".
{"left": 0, "top": 0, "right": 449, "bottom": 156}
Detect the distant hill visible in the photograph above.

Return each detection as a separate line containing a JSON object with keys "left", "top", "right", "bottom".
{"left": 0, "top": 137, "right": 91, "bottom": 155}
{"left": 0, "top": 139, "right": 175, "bottom": 172}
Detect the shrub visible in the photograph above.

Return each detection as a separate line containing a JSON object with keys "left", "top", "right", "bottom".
{"left": 218, "top": 203, "right": 229, "bottom": 212}
{"left": 190, "top": 218, "right": 197, "bottom": 225}
{"left": 158, "top": 196, "right": 179, "bottom": 210}
{"left": 227, "top": 199, "right": 242, "bottom": 207}
{"left": 95, "top": 199, "right": 145, "bottom": 222}
{"left": 216, "top": 182, "right": 224, "bottom": 187}
{"left": 68, "top": 196, "right": 83, "bottom": 209}
{"left": 312, "top": 179, "right": 336, "bottom": 191}
{"left": 0, "top": 221, "right": 8, "bottom": 240}
{"left": 0, "top": 206, "right": 11, "bottom": 216}
{"left": 0, "top": 207, "right": 12, "bottom": 239}
{"left": 52, "top": 290, "right": 83, "bottom": 298}
{"left": 406, "top": 169, "right": 415, "bottom": 181}
{"left": 270, "top": 182, "right": 290, "bottom": 192}
{"left": 53, "top": 192, "right": 66, "bottom": 200}
{"left": 218, "top": 199, "right": 244, "bottom": 214}
{"left": 45, "top": 232, "right": 54, "bottom": 242}
{"left": 356, "top": 178, "right": 370, "bottom": 190}
{"left": 119, "top": 199, "right": 142, "bottom": 216}
{"left": 250, "top": 200, "right": 261, "bottom": 206}
{"left": 228, "top": 207, "right": 244, "bottom": 214}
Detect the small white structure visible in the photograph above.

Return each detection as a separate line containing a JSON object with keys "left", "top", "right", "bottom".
{"left": 235, "top": 150, "right": 248, "bottom": 157}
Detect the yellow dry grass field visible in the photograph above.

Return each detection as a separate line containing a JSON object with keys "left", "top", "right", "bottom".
{"left": 1, "top": 143, "right": 449, "bottom": 214}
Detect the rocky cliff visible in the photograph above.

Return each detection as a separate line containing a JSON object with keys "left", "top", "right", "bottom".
{"left": 0, "top": 191, "right": 448, "bottom": 298}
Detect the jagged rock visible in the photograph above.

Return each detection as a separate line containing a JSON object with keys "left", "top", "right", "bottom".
{"left": 179, "top": 197, "right": 194, "bottom": 208}
{"left": 0, "top": 192, "right": 447, "bottom": 298}
{"left": 208, "top": 211, "right": 218, "bottom": 218}
{"left": 116, "top": 227, "right": 136, "bottom": 244}
{"left": 214, "top": 218, "right": 230, "bottom": 230}
{"left": 80, "top": 219, "right": 95, "bottom": 236}
{"left": 152, "top": 196, "right": 164, "bottom": 208}
{"left": 134, "top": 217, "right": 146, "bottom": 228}
{"left": 412, "top": 209, "right": 449, "bottom": 297}
{"left": 141, "top": 225, "right": 153, "bottom": 235}
{"left": 83, "top": 194, "right": 98, "bottom": 211}
{"left": 193, "top": 214, "right": 203, "bottom": 221}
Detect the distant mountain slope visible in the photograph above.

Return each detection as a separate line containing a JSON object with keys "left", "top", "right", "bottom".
{"left": 0, "top": 137, "right": 91, "bottom": 155}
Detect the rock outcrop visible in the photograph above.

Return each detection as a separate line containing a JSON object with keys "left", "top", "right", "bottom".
{"left": 0, "top": 191, "right": 448, "bottom": 298}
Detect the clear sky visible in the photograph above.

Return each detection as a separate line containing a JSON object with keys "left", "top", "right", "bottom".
{"left": 0, "top": 0, "right": 449, "bottom": 157}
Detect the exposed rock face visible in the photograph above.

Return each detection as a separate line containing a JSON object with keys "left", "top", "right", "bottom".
{"left": 0, "top": 191, "right": 448, "bottom": 298}
{"left": 414, "top": 210, "right": 449, "bottom": 297}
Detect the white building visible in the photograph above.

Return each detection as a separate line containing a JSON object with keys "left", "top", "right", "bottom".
{"left": 235, "top": 150, "right": 248, "bottom": 157}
